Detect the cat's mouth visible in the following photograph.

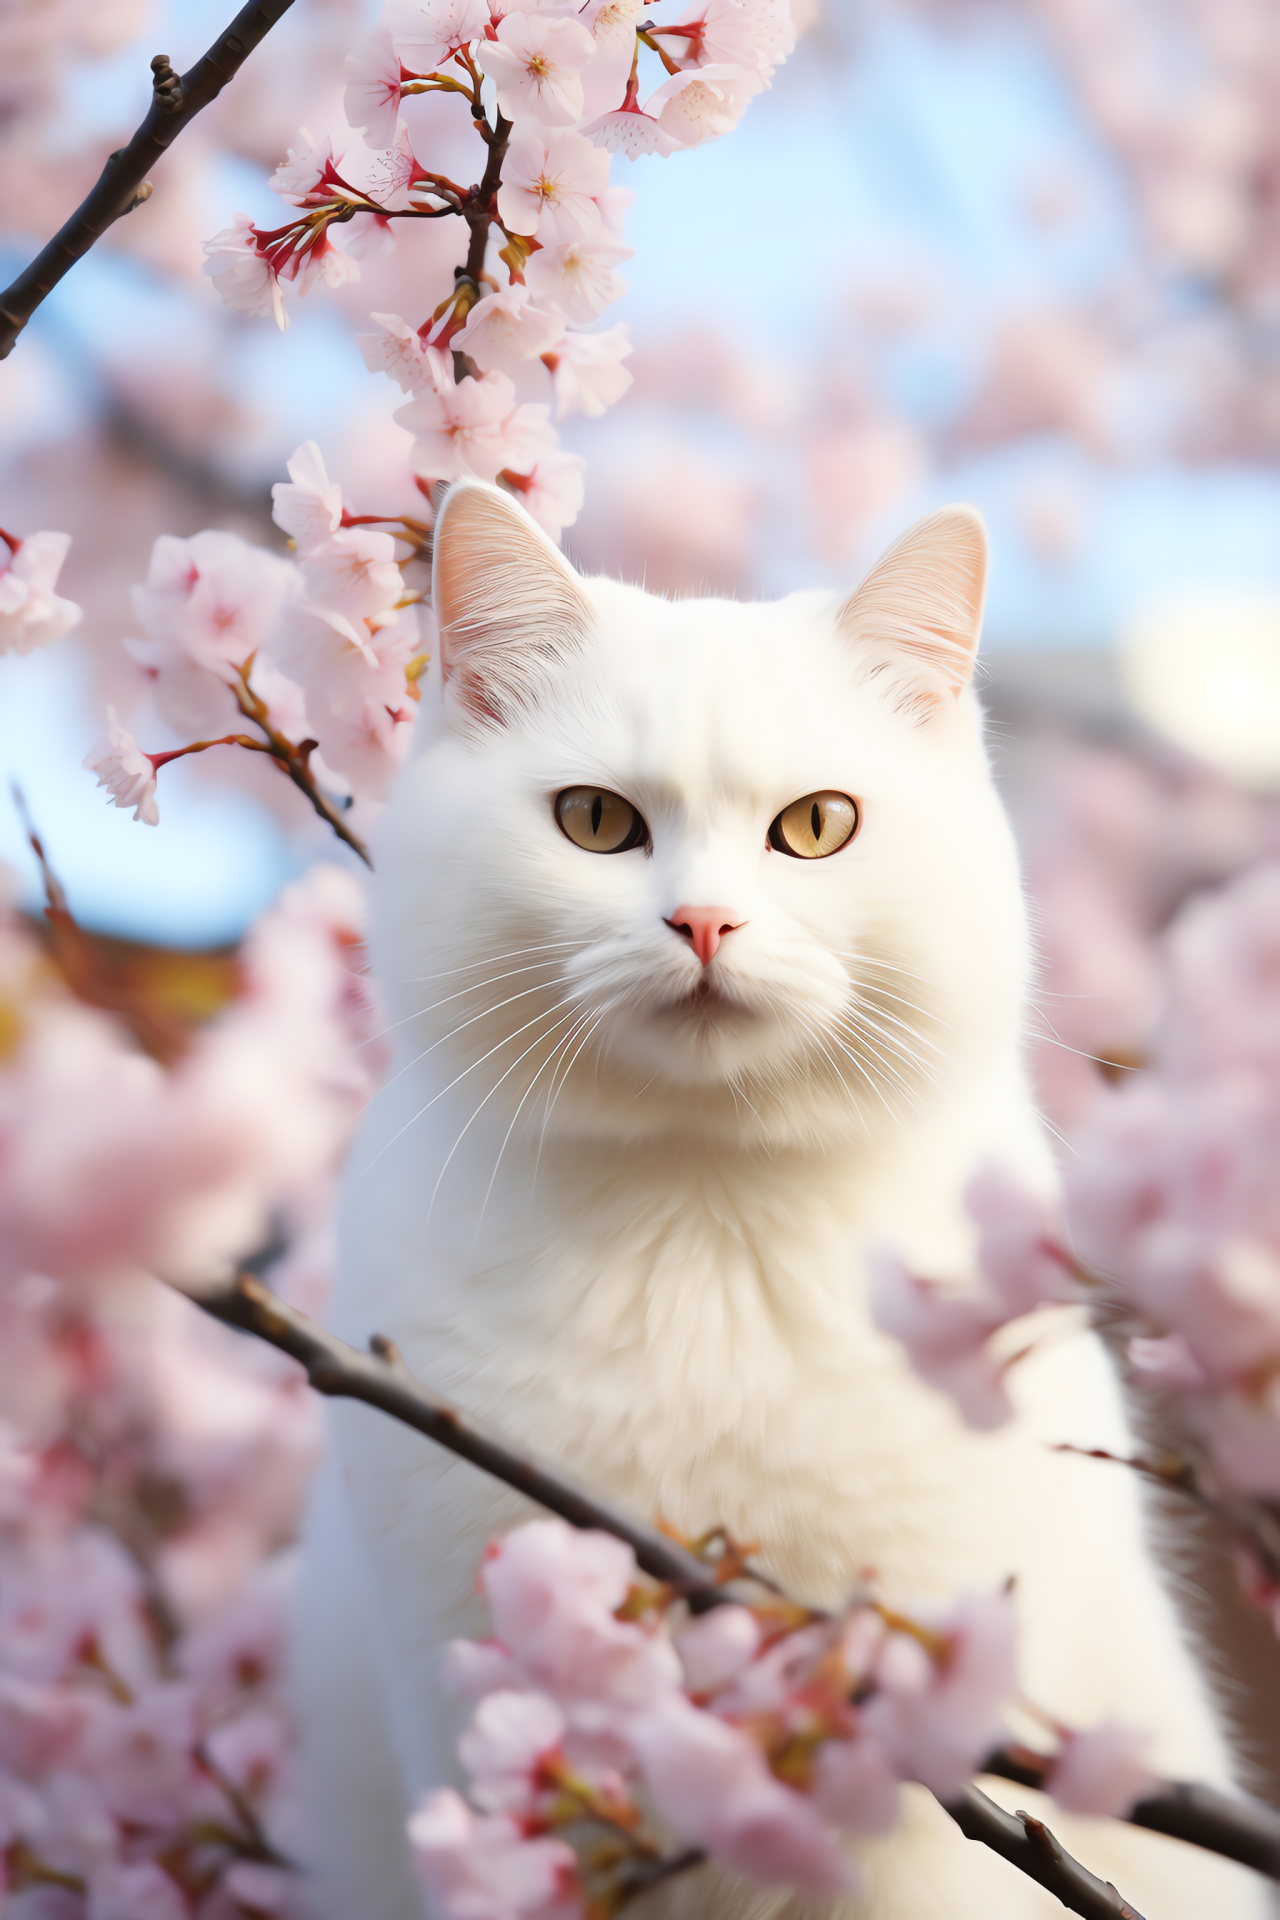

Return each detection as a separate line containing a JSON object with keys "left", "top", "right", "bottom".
{"left": 660, "top": 975, "right": 754, "bottom": 1022}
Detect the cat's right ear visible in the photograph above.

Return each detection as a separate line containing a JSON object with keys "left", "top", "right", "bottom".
{"left": 431, "top": 480, "right": 594, "bottom": 727}
{"left": 837, "top": 505, "right": 987, "bottom": 722}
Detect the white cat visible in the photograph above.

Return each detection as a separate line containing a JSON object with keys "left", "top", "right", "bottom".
{"left": 298, "top": 481, "right": 1270, "bottom": 1919}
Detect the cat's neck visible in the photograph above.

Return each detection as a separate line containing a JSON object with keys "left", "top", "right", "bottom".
{"left": 355, "top": 1036, "right": 1045, "bottom": 1315}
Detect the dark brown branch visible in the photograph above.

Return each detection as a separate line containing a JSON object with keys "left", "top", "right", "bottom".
{"left": 231, "top": 673, "right": 372, "bottom": 868}
{"left": 945, "top": 1788, "right": 1147, "bottom": 1919}
{"left": 198, "top": 1273, "right": 724, "bottom": 1605}
{"left": 0, "top": 0, "right": 300, "bottom": 358}
{"left": 614, "top": 1846, "right": 707, "bottom": 1899}
{"left": 984, "top": 1746, "right": 1280, "bottom": 1881}
{"left": 188, "top": 1272, "right": 1280, "bottom": 1900}
{"left": 464, "top": 112, "right": 513, "bottom": 283}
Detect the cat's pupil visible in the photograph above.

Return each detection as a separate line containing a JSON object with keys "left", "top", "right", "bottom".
{"left": 811, "top": 801, "right": 821, "bottom": 841}
{"left": 591, "top": 794, "right": 603, "bottom": 836}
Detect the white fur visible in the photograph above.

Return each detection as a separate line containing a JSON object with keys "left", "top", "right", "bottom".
{"left": 298, "top": 486, "right": 1270, "bottom": 1918}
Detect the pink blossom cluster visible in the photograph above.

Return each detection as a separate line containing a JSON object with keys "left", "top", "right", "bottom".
{"left": 873, "top": 858, "right": 1280, "bottom": 1631}
{"left": 870, "top": 1165, "right": 1084, "bottom": 1431}
{"left": 1068, "top": 863, "right": 1280, "bottom": 1504}
{"left": 0, "top": 860, "right": 385, "bottom": 1916}
{"left": 0, "top": 527, "right": 82, "bottom": 656}
{"left": 410, "top": 1516, "right": 1144, "bottom": 1918}
{"left": 84, "top": 442, "right": 428, "bottom": 826}
{"left": 0, "top": 863, "right": 381, "bottom": 1294}
{"left": 201, "top": 0, "right": 796, "bottom": 540}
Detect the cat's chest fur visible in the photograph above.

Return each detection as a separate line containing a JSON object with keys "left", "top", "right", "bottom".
{"left": 339, "top": 1088, "right": 1052, "bottom": 1613}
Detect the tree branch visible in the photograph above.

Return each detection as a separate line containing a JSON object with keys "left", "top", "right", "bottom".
{"left": 0, "top": 0, "right": 300, "bottom": 359}
{"left": 189, "top": 1271, "right": 1280, "bottom": 1900}
{"left": 983, "top": 1746, "right": 1280, "bottom": 1880}
{"left": 198, "top": 1272, "right": 723, "bottom": 1604}
{"left": 945, "top": 1788, "right": 1147, "bottom": 1919}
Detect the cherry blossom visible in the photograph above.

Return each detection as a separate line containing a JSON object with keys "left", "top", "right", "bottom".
{"left": 452, "top": 285, "right": 567, "bottom": 378}
{"left": 277, "top": 225, "right": 362, "bottom": 300}
{"left": 0, "top": 528, "right": 81, "bottom": 654}
{"left": 674, "top": 1604, "right": 760, "bottom": 1695}
{"left": 576, "top": 0, "right": 647, "bottom": 121}
{"left": 548, "top": 325, "right": 633, "bottom": 420}
{"left": 344, "top": 26, "right": 403, "bottom": 150}
{"left": 457, "top": 1690, "right": 567, "bottom": 1813}
{"left": 478, "top": 1520, "right": 683, "bottom": 1710}
{"left": 440, "top": 1637, "right": 523, "bottom": 1700}
{"left": 475, "top": 14, "right": 599, "bottom": 128}
{"left": 1161, "top": 862, "right": 1280, "bottom": 1081}
{"left": 130, "top": 527, "right": 295, "bottom": 680}
{"left": 203, "top": 215, "right": 359, "bottom": 331}
{"left": 359, "top": 311, "right": 453, "bottom": 395}
{"left": 83, "top": 710, "right": 160, "bottom": 828}
{"left": 868, "top": 1249, "right": 1012, "bottom": 1430}
{"left": 271, "top": 440, "right": 344, "bottom": 556}
{"left": 583, "top": 97, "right": 680, "bottom": 159}
{"left": 809, "top": 1728, "right": 903, "bottom": 1837}
{"left": 859, "top": 1592, "right": 1018, "bottom": 1801}
{"left": 1046, "top": 1723, "right": 1156, "bottom": 1818}
{"left": 496, "top": 127, "right": 612, "bottom": 242}
{"left": 966, "top": 1165, "right": 1079, "bottom": 1318}
{"left": 646, "top": 63, "right": 763, "bottom": 149}
{"left": 297, "top": 525, "right": 406, "bottom": 657}
{"left": 85, "top": 1859, "right": 188, "bottom": 1920}
{"left": 630, "top": 1693, "right": 854, "bottom": 1891}
{"left": 201, "top": 215, "right": 287, "bottom": 327}
{"left": 408, "top": 1788, "right": 582, "bottom": 1920}
{"left": 0, "top": 863, "right": 378, "bottom": 1295}
{"left": 662, "top": 0, "right": 796, "bottom": 78}
{"left": 270, "top": 129, "right": 348, "bottom": 209}
{"left": 498, "top": 445, "right": 587, "bottom": 540}
{"left": 277, "top": 622, "right": 419, "bottom": 800}
{"left": 396, "top": 369, "right": 521, "bottom": 484}
{"left": 124, "top": 528, "right": 301, "bottom": 737}
{"left": 383, "top": 0, "right": 490, "bottom": 75}
{"left": 524, "top": 230, "right": 633, "bottom": 326}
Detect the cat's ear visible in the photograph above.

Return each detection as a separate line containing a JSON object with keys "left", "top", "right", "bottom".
{"left": 837, "top": 506, "right": 987, "bottom": 719}
{"left": 431, "top": 479, "right": 593, "bottom": 727}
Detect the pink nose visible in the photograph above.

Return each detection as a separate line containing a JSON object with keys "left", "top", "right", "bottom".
{"left": 665, "top": 906, "right": 745, "bottom": 968}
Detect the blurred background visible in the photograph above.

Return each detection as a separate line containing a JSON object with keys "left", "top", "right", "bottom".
{"left": 7, "top": 0, "right": 1280, "bottom": 1878}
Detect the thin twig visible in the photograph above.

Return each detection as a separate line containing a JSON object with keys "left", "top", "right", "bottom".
{"left": 613, "top": 1845, "right": 707, "bottom": 1898}
{"left": 984, "top": 1746, "right": 1280, "bottom": 1880}
{"left": 945, "top": 1787, "right": 1147, "bottom": 1919}
{"left": 231, "top": 671, "right": 373, "bottom": 868}
{"left": 187, "top": 1272, "right": 1280, "bottom": 1899}
{"left": 0, "top": 0, "right": 299, "bottom": 358}
{"left": 198, "top": 1273, "right": 725, "bottom": 1606}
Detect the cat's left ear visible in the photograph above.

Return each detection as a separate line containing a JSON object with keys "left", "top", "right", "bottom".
{"left": 837, "top": 506, "right": 987, "bottom": 718}
{"left": 431, "top": 478, "right": 594, "bottom": 728}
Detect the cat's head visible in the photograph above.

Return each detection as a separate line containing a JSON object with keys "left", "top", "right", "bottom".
{"left": 372, "top": 481, "right": 1030, "bottom": 1151}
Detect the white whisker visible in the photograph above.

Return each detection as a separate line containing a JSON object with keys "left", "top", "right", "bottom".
{"left": 364, "top": 994, "right": 584, "bottom": 1169}
{"left": 361, "top": 955, "right": 575, "bottom": 1048}
{"left": 426, "top": 1004, "right": 587, "bottom": 1228}
{"left": 536, "top": 1010, "right": 605, "bottom": 1172}
{"left": 474, "top": 1003, "right": 591, "bottom": 1232}
{"left": 386, "top": 940, "right": 583, "bottom": 987}
{"left": 368, "top": 977, "right": 570, "bottom": 1104}
{"left": 832, "top": 1015, "right": 927, "bottom": 1102}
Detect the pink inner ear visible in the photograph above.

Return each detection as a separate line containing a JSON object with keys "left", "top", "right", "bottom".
{"left": 430, "top": 481, "right": 593, "bottom": 724}
{"left": 838, "top": 506, "right": 988, "bottom": 704}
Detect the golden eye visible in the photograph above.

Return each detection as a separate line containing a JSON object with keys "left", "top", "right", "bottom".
{"left": 768, "top": 791, "right": 859, "bottom": 859}
{"left": 555, "top": 786, "right": 648, "bottom": 854}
